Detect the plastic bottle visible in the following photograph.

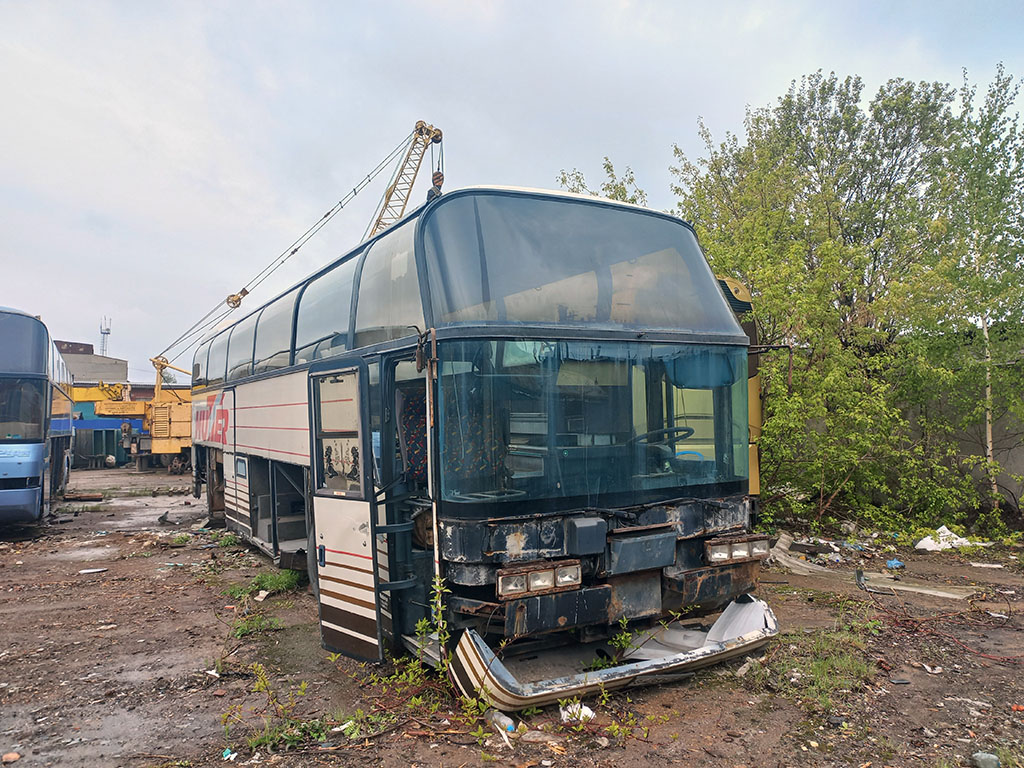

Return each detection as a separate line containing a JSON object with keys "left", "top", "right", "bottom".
{"left": 485, "top": 708, "right": 515, "bottom": 733}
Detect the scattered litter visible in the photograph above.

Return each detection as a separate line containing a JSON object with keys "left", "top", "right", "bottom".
{"left": 253, "top": 590, "right": 270, "bottom": 603}
{"left": 559, "top": 701, "right": 595, "bottom": 723}
{"left": 969, "top": 562, "right": 1004, "bottom": 569}
{"left": 987, "top": 611, "right": 1009, "bottom": 620}
{"left": 735, "top": 658, "right": 757, "bottom": 678}
{"left": 96, "top": 624, "right": 118, "bottom": 631}
{"left": 77, "top": 568, "right": 108, "bottom": 575}
{"left": 520, "top": 730, "right": 564, "bottom": 745}
{"left": 485, "top": 708, "right": 515, "bottom": 733}
{"left": 922, "top": 664, "right": 943, "bottom": 675}
{"left": 886, "top": 559, "right": 904, "bottom": 570}
{"left": 331, "top": 720, "right": 354, "bottom": 733}
{"left": 1011, "top": 704, "right": 1024, "bottom": 712}
{"left": 971, "top": 752, "right": 1001, "bottom": 768}
{"left": 206, "top": 669, "right": 221, "bottom": 679}
{"left": 222, "top": 747, "right": 238, "bottom": 761}
{"left": 889, "top": 678, "right": 911, "bottom": 685}
{"left": 915, "top": 525, "right": 993, "bottom": 551}
{"left": 65, "top": 493, "right": 103, "bottom": 501}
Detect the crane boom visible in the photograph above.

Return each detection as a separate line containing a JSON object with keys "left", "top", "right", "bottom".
{"left": 367, "top": 120, "right": 442, "bottom": 239}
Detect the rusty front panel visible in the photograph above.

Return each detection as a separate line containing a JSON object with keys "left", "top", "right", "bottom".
{"left": 662, "top": 560, "right": 759, "bottom": 612}
{"left": 504, "top": 585, "right": 611, "bottom": 638}
{"left": 607, "top": 571, "right": 661, "bottom": 623}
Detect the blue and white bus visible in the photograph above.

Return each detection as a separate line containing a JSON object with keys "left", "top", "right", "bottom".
{"left": 0, "top": 307, "right": 74, "bottom": 524}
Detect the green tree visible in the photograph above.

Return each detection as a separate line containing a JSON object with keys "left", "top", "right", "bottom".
{"left": 672, "top": 72, "right": 978, "bottom": 529}
{"left": 557, "top": 157, "right": 648, "bottom": 206}
{"left": 929, "top": 65, "right": 1024, "bottom": 520}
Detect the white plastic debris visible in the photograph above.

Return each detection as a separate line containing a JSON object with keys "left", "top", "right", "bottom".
{"left": 915, "top": 526, "right": 970, "bottom": 551}
{"left": 560, "top": 701, "right": 595, "bottom": 723}
{"left": 968, "top": 562, "right": 1004, "bottom": 569}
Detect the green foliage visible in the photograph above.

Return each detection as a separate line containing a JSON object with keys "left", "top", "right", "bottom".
{"left": 557, "top": 157, "right": 648, "bottom": 206}
{"left": 225, "top": 569, "right": 305, "bottom": 600}
{"left": 670, "top": 67, "right": 1024, "bottom": 534}
{"left": 222, "top": 662, "right": 327, "bottom": 752}
{"left": 745, "top": 627, "right": 875, "bottom": 712}
{"left": 170, "top": 533, "right": 191, "bottom": 546}
{"left": 231, "top": 613, "right": 284, "bottom": 638}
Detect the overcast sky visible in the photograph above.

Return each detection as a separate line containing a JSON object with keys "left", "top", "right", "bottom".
{"left": 2, "top": 0, "right": 1021, "bottom": 382}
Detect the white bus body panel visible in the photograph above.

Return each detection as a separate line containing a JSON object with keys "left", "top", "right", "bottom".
{"left": 233, "top": 372, "right": 310, "bottom": 466}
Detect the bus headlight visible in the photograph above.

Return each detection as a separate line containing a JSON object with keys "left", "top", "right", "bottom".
{"left": 555, "top": 564, "right": 581, "bottom": 587}
{"left": 497, "top": 573, "right": 528, "bottom": 597}
{"left": 731, "top": 542, "right": 751, "bottom": 559}
{"left": 528, "top": 569, "right": 555, "bottom": 591}
{"left": 709, "top": 543, "right": 731, "bottom": 562}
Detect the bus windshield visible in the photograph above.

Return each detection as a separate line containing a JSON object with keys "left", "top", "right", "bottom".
{"left": 438, "top": 340, "right": 748, "bottom": 509}
{"left": 0, "top": 378, "right": 46, "bottom": 442}
{"left": 422, "top": 193, "right": 743, "bottom": 336}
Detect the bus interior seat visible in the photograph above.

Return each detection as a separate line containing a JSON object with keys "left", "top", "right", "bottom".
{"left": 396, "top": 386, "right": 427, "bottom": 484}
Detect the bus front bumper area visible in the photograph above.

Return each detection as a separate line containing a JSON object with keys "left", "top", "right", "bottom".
{"left": 449, "top": 595, "right": 777, "bottom": 710}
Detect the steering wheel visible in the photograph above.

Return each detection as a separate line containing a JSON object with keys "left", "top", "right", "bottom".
{"left": 631, "top": 426, "right": 695, "bottom": 445}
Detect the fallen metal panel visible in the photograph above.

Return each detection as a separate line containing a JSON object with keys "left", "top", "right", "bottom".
{"left": 449, "top": 596, "right": 777, "bottom": 709}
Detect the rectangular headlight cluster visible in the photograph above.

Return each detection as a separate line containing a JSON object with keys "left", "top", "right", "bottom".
{"left": 497, "top": 561, "right": 582, "bottom": 599}
{"left": 704, "top": 535, "right": 770, "bottom": 565}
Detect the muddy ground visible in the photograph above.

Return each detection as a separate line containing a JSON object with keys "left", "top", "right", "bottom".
{"left": 2, "top": 469, "right": 1023, "bottom": 767}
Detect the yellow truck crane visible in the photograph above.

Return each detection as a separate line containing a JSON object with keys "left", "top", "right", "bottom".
{"left": 94, "top": 356, "right": 192, "bottom": 473}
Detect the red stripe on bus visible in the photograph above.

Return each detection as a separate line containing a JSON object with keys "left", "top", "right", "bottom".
{"left": 234, "top": 443, "right": 308, "bottom": 457}
{"left": 323, "top": 547, "right": 373, "bottom": 561}
{"left": 321, "top": 398, "right": 354, "bottom": 404}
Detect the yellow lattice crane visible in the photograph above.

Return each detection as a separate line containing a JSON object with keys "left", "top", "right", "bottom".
{"left": 367, "top": 120, "right": 443, "bottom": 238}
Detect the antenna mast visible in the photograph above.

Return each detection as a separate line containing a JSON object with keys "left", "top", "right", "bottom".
{"left": 99, "top": 317, "right": 111, "bottom": 357}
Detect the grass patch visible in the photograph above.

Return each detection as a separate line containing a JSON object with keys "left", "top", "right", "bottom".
{"left": 225, "top": 569, "right": 306, "bottom": 600}
{"left": 745, "top": 628, "right": 875, "bottom": 712}
{"left": 231, "top": 613, "right": 284, "bottom": 638}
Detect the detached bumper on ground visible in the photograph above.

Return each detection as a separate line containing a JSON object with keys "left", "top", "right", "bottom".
{"left": 449, "top": 595, "right": 777, "bottom": 710}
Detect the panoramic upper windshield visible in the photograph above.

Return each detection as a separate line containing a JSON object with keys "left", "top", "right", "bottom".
{"left": 421, "top": 192, "right": 744, "bottom": 336}
{"left": 0, "top": 379, "right": 46, "bottom": 442}
{"left": 438, "top": 340, "right": 748, "bottom": 509}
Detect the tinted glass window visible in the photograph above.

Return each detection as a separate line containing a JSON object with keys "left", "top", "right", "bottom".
{"left": 314, "top": 371, "right": 362, "bottom": 498}
{"left": 0, "top": 378, "right": 46, "bottom": 442}
{"left": 354, "top": 221, "right": 423, "bottom": 347}
{"left": 0, "top": 313, "right": 48, "bottom": 374}
{"left": 207, "top": 333, "right": 229, "bottom": 387}
{"left": 226, "top": 314, "right": 258, "bottom": 381}
{"left": 422, "top": 194, "right": 742, "bottom": 336}
{"left": 193, "top": 341, "right": 211, "bottom": 386}
{"left": 294, "top": 257, "right": 357, "bottom": 364}
{"left": 253, "top": 290, "right": 297, "bottom": 373}
{"left": 438, "top": 340, "right": 747, "bottom": 510}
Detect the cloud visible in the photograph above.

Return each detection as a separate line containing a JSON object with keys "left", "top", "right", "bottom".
{"left": 0, "top": 0, "right": 1020, "bottom": 379}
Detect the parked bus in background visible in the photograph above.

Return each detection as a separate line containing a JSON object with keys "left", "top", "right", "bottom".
{"left": 191, "top": 187, "right": 776, "bottom": 707}
{"left": 0, "top": 307, "right": 74, "bottom": 524}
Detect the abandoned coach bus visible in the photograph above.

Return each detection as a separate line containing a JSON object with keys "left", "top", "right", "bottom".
{"left": 0, "top": 307, "right": 74, "bottom": 524}
{"left": 191, "top": 187, "right": 777, "bottom": 707}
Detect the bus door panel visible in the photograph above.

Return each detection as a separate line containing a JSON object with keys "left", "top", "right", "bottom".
{"left": 376, "top": 354, "right": 431, "bottom": 644}
{"left": 309, "top": 364, "right": 383, "bottom": 661}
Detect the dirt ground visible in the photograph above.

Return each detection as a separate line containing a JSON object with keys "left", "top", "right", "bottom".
{"left": 2, "top": 469, "right": 1023, "bottom": 768}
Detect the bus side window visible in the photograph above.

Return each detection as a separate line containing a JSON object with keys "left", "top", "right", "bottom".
{"left": 315, "top": 372, "right": 362, "bottom": 497}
